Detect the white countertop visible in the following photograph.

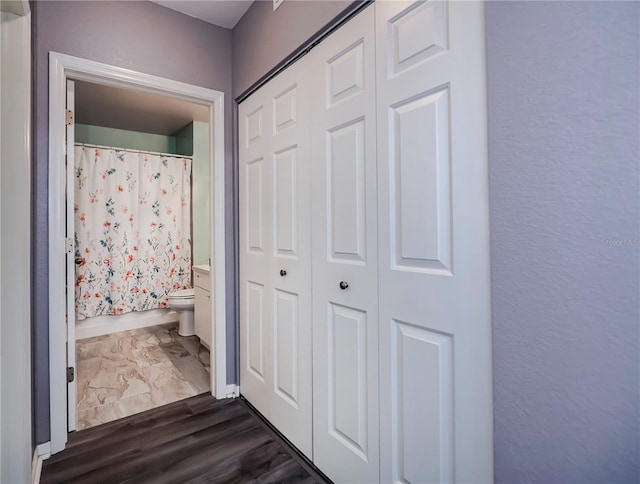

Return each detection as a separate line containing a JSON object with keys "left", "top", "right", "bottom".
{"left": 192, "top": 265, "right": 210, "bottom": 275}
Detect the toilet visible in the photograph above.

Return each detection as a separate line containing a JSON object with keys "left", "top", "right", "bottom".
{"left": 167, "top": 288, "right": 195, "bottom": 336}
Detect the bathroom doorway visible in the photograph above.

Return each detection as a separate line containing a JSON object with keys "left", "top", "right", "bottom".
{"left": 48, "top": 52, "right": 228, "bottom": 454}
{"left": 70, "top": 79, "right": 212, "bottom": 431}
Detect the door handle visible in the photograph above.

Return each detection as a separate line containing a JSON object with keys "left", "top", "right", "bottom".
{"left": 339, "top": 281, "right": 349, "bottom": 290}
{"left": 280, "top": 269, "right": 287, "bottom": 277}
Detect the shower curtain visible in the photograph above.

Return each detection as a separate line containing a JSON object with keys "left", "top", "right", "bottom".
{"left": 74, "top": 146, "right": 192, "bottom": 320}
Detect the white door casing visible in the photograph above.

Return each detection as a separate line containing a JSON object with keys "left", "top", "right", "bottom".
{"left": 0, "top": 5, "right": 32, "bottom": 482}
{"left": 239, "top": 60, "right": 313, "bottom": 457}
{"left": 65, "top": 79, "right": 76, "bottom": 432}
{"left": 308, "top": 6, "right": 380, "bottom": 482}
{"left": 376, "top": 1, "right": 493, "bottom": 482}
{"left": 49, "top": 52, "right": 227, "bottom": 454}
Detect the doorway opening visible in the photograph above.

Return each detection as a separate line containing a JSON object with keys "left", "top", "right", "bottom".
{"left": 48, "top": 52, "right": 228, "bottom": 454}
{"left": 71, "top": 79, "right": 213, "bottom": 431}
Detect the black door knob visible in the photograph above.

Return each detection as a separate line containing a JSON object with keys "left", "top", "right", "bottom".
{"left": 280, "top": 269, "right": 287, "bottom": 277}
{"left": 339, "top": 281, "right": 349, "bottom": 290}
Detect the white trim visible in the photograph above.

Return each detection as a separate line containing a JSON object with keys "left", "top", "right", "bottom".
{"left": 226, "top": 384, "right": 239, "bottom": 398}
{"left": 48, "top": 52, "right": 67, "bottom": 455}
{"left": 36, "top": 442, "right": 51, "bottom": 459}
{"left": 31, "top": 442, "right": 50, "bottom": 484}
{"left": 1, "top": 9, "right": 32, "bottom": 483}
{"left": 48, "top": 52, "right": 228, "bottom": 455}
{"left": 65, "top": 79, "right": 76, "bottom": 432}
{"left": 211, "top": 75, "right": 227, "bottom": 403}
{"left": 76, "top": 309, "right": 179, "bottom": 340}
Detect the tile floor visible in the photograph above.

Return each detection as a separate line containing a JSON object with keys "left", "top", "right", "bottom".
{"left": 76, "top": 322, "right": 210, "bottom": 431}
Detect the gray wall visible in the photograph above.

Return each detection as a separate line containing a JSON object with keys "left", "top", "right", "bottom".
{"left": 232, "top": 0, "right": 357, "bottom": 98}
{"left": 486, "top": 1, "right": 639, "bottom": 481}
{"left": 32, "top": 0, "right": 234, "bottom": 445}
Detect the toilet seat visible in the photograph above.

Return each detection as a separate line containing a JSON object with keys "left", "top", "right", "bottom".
{"left": 168, "top": 288, "right": 194, "bottom": 300}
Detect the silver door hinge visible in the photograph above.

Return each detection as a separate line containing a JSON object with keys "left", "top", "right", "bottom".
{"left": 67, "top": 367, "right": 75, "bottom": 383}
{"left": 65, "top": 237, "right": 74, "bottom": 254}
{"left": 65, "top": 109, "right": 74, "bottom": 126}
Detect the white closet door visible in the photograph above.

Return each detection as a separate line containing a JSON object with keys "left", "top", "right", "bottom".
{"left": 376, "top": 1, "right": 493, "bottom": 482}
{"left": 309, "top": 6, "right": 379, "bottom": 483}
{"left": 239, "top": 62, "right": 313, "bottom": 458}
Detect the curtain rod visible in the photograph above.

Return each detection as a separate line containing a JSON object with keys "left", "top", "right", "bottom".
{"left": 74, "top": 142, "right": 193, "bottom": 159}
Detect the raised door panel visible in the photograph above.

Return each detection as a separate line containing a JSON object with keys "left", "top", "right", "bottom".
{"left": 274, "top": 289, "right": 299, "bottom": 406}
{"left": 389, "top": 0, "right": 448, "bottom": 76}
{"left": 310, "top": 6, "right": 379, "bottom": 483}
{"left": 328, "top": 304, "right": 369, "bottom": 459}
{"left": 377, "top": 1, "right": 493, "bottom": 482}
{"left": 390, "top": 87, "right": 451, "bottom": 274}
{"left": 328, "top": 120, "right": 366, "bottom": 263}
{"left": 273, "top": 146, "right": 298, "bottom": 257}
{"left": 327, "top": 39, "right": 365, "bottom": 107}
{"left": 245, "top": 157, "right": 265, "bottom": 254}
{"left": 273, "top": 84, "right": 296, "bottom": 134}
{"left": 246, "top": 281, "right": 265, "bottom": 381}
{"left": 391, "top": 320, "right": 453, "bottom": 483}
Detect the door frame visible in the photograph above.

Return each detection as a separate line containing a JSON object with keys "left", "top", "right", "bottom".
{"left": 0, "top": 3, "right": 33, "bottom": 482}
{"left": 48, "top": 52, "right": 227, "bottom": 454}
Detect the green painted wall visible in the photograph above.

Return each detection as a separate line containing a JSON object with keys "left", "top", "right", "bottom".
{"left": 175, "top": 121, "right": 210, "bottom": 266}
{"left": 194, "top": 121, "right": 210, "bottom": 267}
{"left": 174, "top": 122, "right": 194, "bottom": 156}
{"left": 75, "top": 124, "right": 178, "bottom": 153}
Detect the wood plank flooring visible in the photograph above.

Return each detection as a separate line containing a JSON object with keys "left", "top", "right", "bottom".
{"left": 42, "top": 393, "right": 328, "bottom": 484}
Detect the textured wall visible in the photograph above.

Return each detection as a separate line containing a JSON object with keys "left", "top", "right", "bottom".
{"left": 232, "top": 0, "right": 358, "bottom": 98}
{"left": 32, "top": 0, "right": 234, "bottom": 445}
{"left": 487, "top": 1, "right": 640, "bottom": 481}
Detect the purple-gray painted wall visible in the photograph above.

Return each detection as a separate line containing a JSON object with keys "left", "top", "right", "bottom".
{"left": 232, "top": 0, "right": 358, "bottom": 98}
{"left": 486, "top": 1, "right": 639, "bottom": 480}
{"left": 32, "top": 0, "right": 234, "bottom": 445}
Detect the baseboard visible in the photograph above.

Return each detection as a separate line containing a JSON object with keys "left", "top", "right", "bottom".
{"left": 76, "top": 309, "right": 179, "bottom": 340}
{"left": 31, "top": 442, "right": 51, "bottom": 484}
{"left": 225, "top": 384, "right": 239, "bottom": 398}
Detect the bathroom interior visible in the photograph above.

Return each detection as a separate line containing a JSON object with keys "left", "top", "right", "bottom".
{"left": 72, "top": 79, "right": 214, "bottom": 431}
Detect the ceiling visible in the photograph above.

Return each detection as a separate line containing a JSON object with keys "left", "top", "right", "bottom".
{"left": 75, "top": 81, "right": 209, "bottom": 136}
{"left": 150, "top": 0, "right": 254, "bottom": 29}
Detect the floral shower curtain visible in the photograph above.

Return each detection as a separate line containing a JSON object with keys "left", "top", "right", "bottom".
{"left": 74, "top": 146, "right": 192, "bottom": 320}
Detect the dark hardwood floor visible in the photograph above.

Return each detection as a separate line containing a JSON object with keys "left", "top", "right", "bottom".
{"left": 42, "top": 394, "right": 328, "bottom": 484}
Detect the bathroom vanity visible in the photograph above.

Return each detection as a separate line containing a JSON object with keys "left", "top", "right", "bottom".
{"left": 192, "top": 265, "right": 211, "bottom": 349}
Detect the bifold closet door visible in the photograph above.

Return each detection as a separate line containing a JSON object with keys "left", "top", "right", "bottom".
{"left": 376, "top": 1, "right": 493, "bottom": 482}
{"left": 309, "top": 6, "right": 380, "bottom": 483}
{"left": 239, "top": 61, "right": 313, "bottom": 458}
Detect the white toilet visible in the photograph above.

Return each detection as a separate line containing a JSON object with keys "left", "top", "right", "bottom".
{"left": 167, "top": 288, "right": 195, "bottom": 336}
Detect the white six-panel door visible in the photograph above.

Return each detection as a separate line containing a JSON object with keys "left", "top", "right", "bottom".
{"left": 239, "top": 60, "right": 313, "bottom": 458}
{"left": 376, "top": 1, "right": 493, "bottom": 482}
{"left": 308, "top": 6, "right": 380, "bottom": 483}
